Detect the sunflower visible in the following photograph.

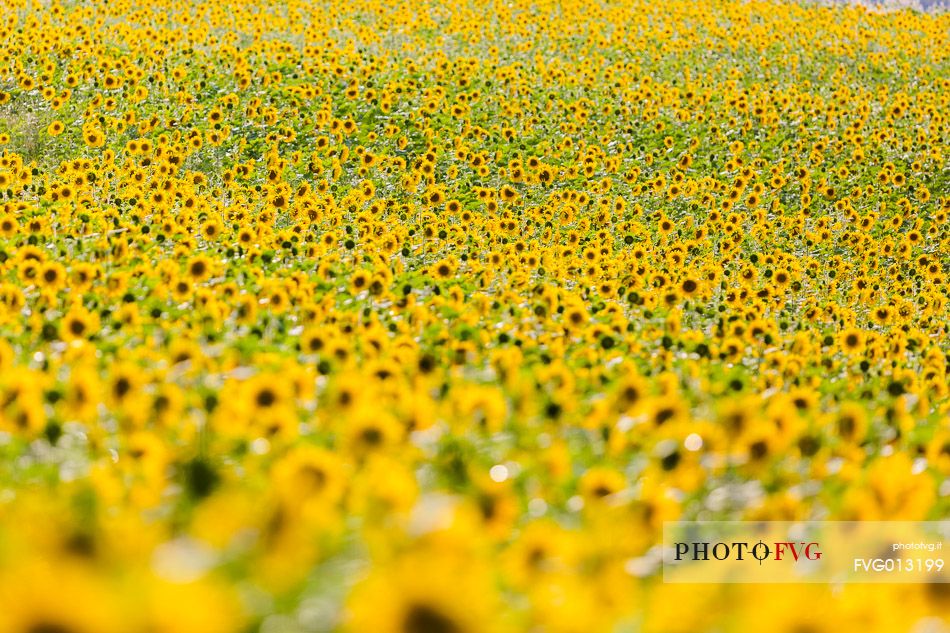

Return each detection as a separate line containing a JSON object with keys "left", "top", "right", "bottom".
{"left": 186, "top": 255, "right": 213, "bottom": 282}
{"left": 350, "top": 270, "right": 370, "bottom": 294}
{"left": 108, "top": 364, "right": 142, "bottom": 405}
{"left": 678, "top": 276, "right": 701, "bottom": 298}
{"left": 37, "top": 261, "right": 67, "bottom": 290}
{"left": 346, "top": 552, "right": 499, "bottom": 633}
{"left": 432, "top": 257, "right": 456, "bottom": 280}
{"left": 200, "top": 219, "right": 222, "bottom": 240}
{"left": 870, "top": 304, "right": 893, "bottom": 326}
{"left": 839, "top": 326, "right": 865, "bottom": 355}
{"left": 169, "top": 277, "right": 192, "bottom": 302}
{"left": 83, "top": 126, "right": 105, "bottom": 148}
{"left": 300, "top": 328, "right": 326, "bottom": 354}
{"left": 835, "top": 402, "right": 867, "bottom": 442}
{"left": 234, "top": 294, "right": 257, "bottom": 324}
{"left": 271, "top": 445, "right": 346, "bottom": 509}
{"left": 342, "top": 407, "right": 403, "bottom": 458}
{"left": 0, "top": 561, "right": 121, "bottom": 633}
{"left": 61, "top": 308, "right": 98, "bottom": 342}
{"left": 246, "top": 374, "right": 290, "bottom": 413}
{"left": 579, "top": 467, "right": 626, "bottom": 503}
{"left": 562, "top": 304, "right": 588, "bottom": 331}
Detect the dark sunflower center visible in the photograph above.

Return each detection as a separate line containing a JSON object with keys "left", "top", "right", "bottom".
{"left": 403, "top": 604, "right": 460, "bottom": 633}
{"left": 256, "top": 388, "right": 276, "bottom": 408}
{"left": 28, "top": 622, "right": 78, "bottom": 633}
{"left": 360, "top": 427, "right": 383, "bottom": 446}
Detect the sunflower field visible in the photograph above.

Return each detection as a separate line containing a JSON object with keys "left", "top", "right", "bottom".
{"left": 0, "top": 0, "right": 948, "bottom": 631}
